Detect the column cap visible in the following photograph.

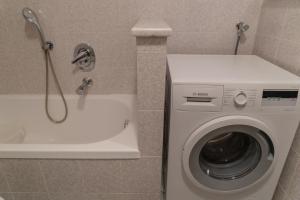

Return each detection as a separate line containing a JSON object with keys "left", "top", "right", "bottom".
{"left": 131, "top": 19, "right": 172, "bottom": 37}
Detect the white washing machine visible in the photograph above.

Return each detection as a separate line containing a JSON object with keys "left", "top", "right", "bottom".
{"left": 163, "top": 55, "right": 300, "bottom": 200}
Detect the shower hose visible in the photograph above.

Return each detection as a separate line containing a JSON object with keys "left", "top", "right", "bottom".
{"left": 234, "top": 35, "right": 241, "bottom": 55}
{"left": 43, "top": 49, "right": 68, "bottom": 124}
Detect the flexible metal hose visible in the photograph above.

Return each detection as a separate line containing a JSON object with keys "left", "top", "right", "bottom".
{"left": 234, "top": 35, "right": 241, "bottom": 55}
{"left": 44, "top": 50, "right": 68, "bottom": 124}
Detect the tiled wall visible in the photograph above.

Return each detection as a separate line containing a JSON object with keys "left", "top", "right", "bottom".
{"left": 0, "top": 0, "right": 267, "bottom": 200}
{"left": 0, "top": 159, "right": 161, "bottom": 200}
{"left": 253, "top": 0, "right": 300, "bottom": 199}
{"left": 0, "top": 0, "right": 137, "bottom": 94}
{"left": 0, "top": 36, "right": 165, "bottom": 200}
{"left": 167, "top": 0, "right": 264, "bottom": 55}
{"left": 0, "top": 0, "right": 263, "bottom": 94}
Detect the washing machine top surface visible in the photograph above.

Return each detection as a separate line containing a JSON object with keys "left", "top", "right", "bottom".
{"left": 167, "top": 54, "right": 300, "bottom": 84}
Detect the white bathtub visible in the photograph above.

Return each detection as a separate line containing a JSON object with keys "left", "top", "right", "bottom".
{"left": 0, "top": 95, "right": 140, "bottom": 159}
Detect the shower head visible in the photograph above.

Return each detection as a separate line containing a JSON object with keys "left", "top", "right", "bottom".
{"left": 22, "top": 8, "right": 40, "bottom": 27}
{"left": 22, "top": 7, "right": 49, "bottom": 50}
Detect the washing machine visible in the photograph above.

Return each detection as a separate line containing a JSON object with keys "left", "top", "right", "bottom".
{"left": 163, "top": 55, "right": 300, "bottom": 200}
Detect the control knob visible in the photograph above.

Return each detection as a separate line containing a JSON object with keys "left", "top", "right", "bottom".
{"left": 234, "top": 91, "right": 247, "bottom": 107}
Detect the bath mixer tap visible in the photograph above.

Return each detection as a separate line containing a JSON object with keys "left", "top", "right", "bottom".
{"left": 72, "top": 49, "right": 90, "bottom": 64}
{"left": 72, "top": 43, "right": 96, "bottom": 72}
{"left": 76, "top": 78, "right": 93, "bottom": 95}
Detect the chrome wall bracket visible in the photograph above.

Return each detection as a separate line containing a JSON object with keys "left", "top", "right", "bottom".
{"left": 72, "top": 43, "right": 96, "bottom": 72}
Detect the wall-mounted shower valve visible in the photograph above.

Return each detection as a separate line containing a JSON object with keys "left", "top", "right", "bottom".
{"left": 72, "top": 43, "right": 96, "bottom": 72}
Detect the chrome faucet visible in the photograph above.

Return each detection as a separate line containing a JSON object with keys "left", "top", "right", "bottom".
{"left": 72, "top": 43, "right": 96, "bottom": 72}
{"left": 76, "top": 78, "right": 93, "bottom": 95}
{"left": 235, "top": 22, "right": 250, "bottom": 55}
{"left": 236, "top": 22, "right": 250, "bottom": 37}
{"left": 72, "top": 49, "right": 90, "bottom": 64}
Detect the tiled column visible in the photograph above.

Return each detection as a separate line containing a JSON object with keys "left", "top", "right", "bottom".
{"left": 132, "top": 19, "right": 172, "bottom": 198}
{"left": 136, "top": 37, "right": 168, "bottom": 157}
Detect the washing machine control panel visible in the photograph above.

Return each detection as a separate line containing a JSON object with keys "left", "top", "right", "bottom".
{"left": 223, "top": 88, "right": 299, "bottom": 111}
{"left": 224, "top": 88, "right": 258, "bottom": 108}
{"left": 173, "top": 84, "right": 299, "bottom": 112}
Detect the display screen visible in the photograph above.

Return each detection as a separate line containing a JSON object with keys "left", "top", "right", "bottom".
{"left": 262, "top": 90, "right": 298, "bottom": 107}
{"left": 263, "top": 90, "right": 298, "bottom": 99}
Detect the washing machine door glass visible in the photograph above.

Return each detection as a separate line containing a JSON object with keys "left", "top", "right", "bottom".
{"left": 188, "top": 125, "right": 274, "bottom": 191}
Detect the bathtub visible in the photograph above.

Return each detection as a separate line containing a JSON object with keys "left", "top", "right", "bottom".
{"left": 0, "top": 95, "right": 140, "bottom": 159}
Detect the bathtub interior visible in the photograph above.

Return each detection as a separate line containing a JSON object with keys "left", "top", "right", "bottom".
{"left": 0, "top": 95, "right": 134, "bottom": 144}
{"left": 0, "top": 95, "right": 140, "bottom": 159}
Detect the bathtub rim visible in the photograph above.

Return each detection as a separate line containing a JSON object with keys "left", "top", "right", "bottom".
{"left": 0, "top": 123, "right": 140, "bottom": 159}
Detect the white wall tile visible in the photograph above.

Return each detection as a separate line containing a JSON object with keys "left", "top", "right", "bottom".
{"left": 1, "top": 0, "right": 263, "bottom": 94}
{"left": 119, "top": 157, "right": 162, "bottom": 193}
{"left": 40, "top": 160, "right": 84, "bottom": 193}
{"left": 254, "top": 0, "right": 300, "bottom": 199}
{"left": 137, "top": 52, "right": 166, "bottom": 110}
{"left": 1, "top": 159, "right": 47, "bottom": 192}
{"left": 138, "top": 110, "right": 164, "bottom": 156}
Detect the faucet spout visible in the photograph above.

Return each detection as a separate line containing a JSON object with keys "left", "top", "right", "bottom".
{"left": 76, "top": 78, "right": 93, "bottom": 95}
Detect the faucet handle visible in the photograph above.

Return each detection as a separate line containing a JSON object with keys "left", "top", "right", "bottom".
{"left": 72, "top": 49, "right": 90, "bottom": 64}
{"left": 72, "top": 43, "right": 96, "bottom": 72}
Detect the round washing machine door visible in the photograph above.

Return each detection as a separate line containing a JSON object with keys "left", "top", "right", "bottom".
{"left": 182, "top": 116, "right": 276, "bottom": 192}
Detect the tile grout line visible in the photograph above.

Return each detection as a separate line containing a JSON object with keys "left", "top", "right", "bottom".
{"left": 37, "top": 161, "right": 51, "bottom": 200}
{"left": 75, "top": 160, "right": 88, "bottom": 194}
{"left": 0, "top": 161, "right": 15, "bottom": 200}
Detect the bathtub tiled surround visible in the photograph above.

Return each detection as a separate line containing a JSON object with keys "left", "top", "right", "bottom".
{"left": 254, "top": 0, "right": 300, "bottom": 200}
{"left": 0, "top": 159, "right": 161, "bottom": 200}
{"left": 0, "top": 0, "right": 264, "bottom": 94}
{"left": 0, "top": 19, "right": 171, "bottom": 200}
